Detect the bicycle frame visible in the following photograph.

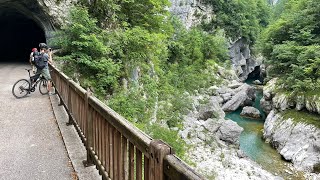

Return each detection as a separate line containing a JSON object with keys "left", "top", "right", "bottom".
{"left": 12, "top": 69, "right": 49, "bottom": 98}
{"left": 26, "top": 69, "right": 45, "bottom": 92}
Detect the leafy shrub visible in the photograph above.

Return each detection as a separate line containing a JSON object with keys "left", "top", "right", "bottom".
{"left": 52, "top": 7, "right": 121, "bottom": 97}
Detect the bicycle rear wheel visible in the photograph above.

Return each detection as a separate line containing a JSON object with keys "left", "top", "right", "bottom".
{"left": 39, "top": 79, "right": 49, "bottom": 95}
{"left": 12, "top": 79, "right": 30, "bottom": 98}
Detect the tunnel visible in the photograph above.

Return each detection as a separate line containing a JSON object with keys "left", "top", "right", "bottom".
{"left": 0, "top": 1, "right": 55, "bottom": 63}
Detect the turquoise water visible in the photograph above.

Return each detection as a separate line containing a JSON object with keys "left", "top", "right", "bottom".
{"left": 225, "top": 89, "right": 304, "bottom": 179}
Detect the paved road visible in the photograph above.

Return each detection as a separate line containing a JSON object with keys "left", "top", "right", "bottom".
{"left": 0, "top": 63, "right": 75, "bottom": 180}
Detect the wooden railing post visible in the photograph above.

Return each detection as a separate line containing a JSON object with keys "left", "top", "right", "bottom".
{"left": 148, "top": 140, "right": 172, "bottom": 180}
{"left": 83, "top": 88, "right": 94, "bottom": 167}
{"left": 66, "top": 79, "right": 73, "bottom": 126}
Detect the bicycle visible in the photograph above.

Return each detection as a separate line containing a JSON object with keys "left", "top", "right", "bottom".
{"left": 12, "top": 69, "right": 49, "bottom": 98}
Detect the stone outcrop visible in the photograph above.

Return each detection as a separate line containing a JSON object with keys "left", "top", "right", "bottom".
{"left": 229, "top": 38, "right": 263, "bottom": 81}
{"left": 222, "top": 84, "right": 256, "bottom": 112}
{"left": 198, "top": 96, "right": 225, "bottom": 120}
{"left": 305, "top": 96, "right": 320, "bottom": 114}
{"left": 264, "top": 110, "right": 320, "bottom": 172}
{"left": 260, "top": 98, "right": 273, "bottom": 114}
{"left": 179, "top": 91, "right": 277, "bottom": 179}
{"left": 216, "top": 120, "right": 243, "bottom": 145}
{"left": 261, "top": 78, "right": 320, "bottom": 115}
{"left": 240, "top": 106, "right": 261, "bottom": 119}
{"left": 169, "top": 0, "right": 212, "bottom": 29}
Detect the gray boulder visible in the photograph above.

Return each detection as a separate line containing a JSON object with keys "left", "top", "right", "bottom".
{"left": 203, "top": 118, "right": 223, "bottom": 133}
{"left": 263, "top": 78, "right": 277, "bottom": 100}
{"left": 228, "top": 82, "right": 243, "bottom": 89}
{"left": 295, "top": 95, "right": 305, "bottom": 111}
{"left": 260, "top": 98, "right": 273, "bottom": 114}
{"left": 198, "top": 96, "right": 225, "bottom": 120}
{"left": 240, "top": 106, "right": 261, "bottom": 119}
{"left": 222, "top": 84, "right": 255, "bottom": 112}
{"left": 221, "top": 93, "right": 232, "bottom": 103}
{"left": 216, "top": 120, "right": 243, "bottom": 145}
{"left": 253, "top": 80, "right": 262, "bottom": 85}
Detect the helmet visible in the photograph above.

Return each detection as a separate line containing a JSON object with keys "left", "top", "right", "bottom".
{"left": 39, "top": 43, "right": 48, "bottom": 49}
{"left": 32, "top": 48, "right": 37, "bottom": 52}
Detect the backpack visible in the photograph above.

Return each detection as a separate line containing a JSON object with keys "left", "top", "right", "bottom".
{"left": 33, "top": 52, "right": 47, "bottom": 70}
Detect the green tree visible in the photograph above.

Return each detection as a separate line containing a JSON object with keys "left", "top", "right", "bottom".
{"left": 80, "top": 0, "right": 171, "bottom": 33}
{"left": 53, "top": 7, "right": 121, "bottom": 97}
{"left": 260, "top": 0, "right": 320, "bottom": 92}
{"left": 203, "top": 0, "right": 271, "bottom": 44}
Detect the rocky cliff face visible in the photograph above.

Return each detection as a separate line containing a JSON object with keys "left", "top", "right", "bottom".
{"left": 261, "top": 79, "right": 320, "bottom": 176}
{"left": 260, "top": 78, "right": 320, "bottom": 115}
{"left": 229, "top": 38, "right": 263, "bottom": 81}
{"left": 169, "top": 0, "right": 213, "bottom": 29}
{"left": 169, "top": 0, "right": 262, "bottom": 81}
{"left": 264, "top": 110, "right": 320, "bottom": 173}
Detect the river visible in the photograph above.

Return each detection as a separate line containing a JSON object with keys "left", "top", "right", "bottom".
{"left": 225, "top": 85, "right": 305, "bottom": 179}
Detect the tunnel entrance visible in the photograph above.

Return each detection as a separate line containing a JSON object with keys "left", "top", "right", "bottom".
{"left": 0, "top": 7, "right": 46, "bottom": 63}
{"left": 245, "top": 66, "right": 264, "bottom": 84}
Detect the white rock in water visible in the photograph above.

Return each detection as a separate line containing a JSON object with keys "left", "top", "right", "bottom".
{"left": 240, "top": 106, "right": 261, "bottom": 119}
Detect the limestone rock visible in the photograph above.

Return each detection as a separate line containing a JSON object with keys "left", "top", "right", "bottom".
{"left": 260, "top": 98, "right": 273, "bottom": 114}
{"left": 240, "top": 106, "right": 261, "bottom": 119}
{"left": 222, "top": 84, "right": 255, "bottom": 112}
{"left": 198, "top": 96, "right": 225, "bottom": 120}
{"left": 253, "top": 80, "right": 262, "bottom": 85}
{"left": 202, "top": 118, "right": 222, "bottom": 133}
{"left": 272, "top": 94, "right": 291, "bottom": 111}
{"left": 169, "top": 0, "right": 213, "bottom": 29}
{"left": 264, "top": 110, "right": 320, "bottom": 172}
{"left": 263, "top": 78, "right": 277, "bottom": 100}
{"left": 217, "top": 120, "right": 243, "bottom": 145}
{"left": 295, "top": 95, "right": 305, "bottom": 111}
{"left": 221, "top": 93, "right": 232, "bottom": 103}
{"left": 305, "top": 95, "right": 320, "bottom": 114}
{"left": 228, "top": 82, "right": 243, "bottom": 89}
{"left": 229, "top": 38, "right": 262, "bottom": 81}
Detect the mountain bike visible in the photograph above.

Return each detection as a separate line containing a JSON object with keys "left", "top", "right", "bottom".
{"left": 12, "top": 69, "right": 49, "bottom": 98}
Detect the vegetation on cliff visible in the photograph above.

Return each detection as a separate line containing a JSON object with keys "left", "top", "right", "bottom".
{"left": 53, "top": 0, "right": 271, "bottom": 157}
{"left": 203, "top": 0, "right": 271, "bottom": 44}
{"left": 260, "top": 0, "right": 320, "bottom": 93}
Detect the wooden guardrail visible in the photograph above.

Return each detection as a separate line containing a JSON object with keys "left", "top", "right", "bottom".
{"left": 49, "top": 64, "right": 204, "bottom": 180}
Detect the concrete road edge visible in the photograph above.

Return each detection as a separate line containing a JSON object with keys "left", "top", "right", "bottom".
{"left": 49, "top": 94, "right": 101, "bottom": 180}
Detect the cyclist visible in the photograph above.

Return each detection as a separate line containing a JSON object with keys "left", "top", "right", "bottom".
{"left": 34, "top": 43, "right": 53, "bottom": 95}
{"left": 29, "top": 48, "right": 38, "bottom": 74}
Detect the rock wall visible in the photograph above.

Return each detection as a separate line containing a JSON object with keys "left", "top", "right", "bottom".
{"left": 261, "top": 78, "right": 320, "bottom": 175}
{"left": 260, "top": 78, "right": 320, "bottom": 115}
{"left": 169, "top": 0, "right": 213, "bottom": 29}
{"left": 264, "top": 110, "right": 320, "bottom": 173}
{"left": 169, "top": 1, "right": 262, "bottom": 81}
{"left": 229, "top": 38, "right": 263, "bottom": 81}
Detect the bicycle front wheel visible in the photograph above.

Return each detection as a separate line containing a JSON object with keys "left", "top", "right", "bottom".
{"left": 12, "top": 79, "right": 30, "bottom": 98}
{"left": 39, "top": 79, "right": 49, "bottom": 95}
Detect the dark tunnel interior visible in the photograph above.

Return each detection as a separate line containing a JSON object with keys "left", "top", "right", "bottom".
{"left": 0, "top": 7, "right": 46, "bottom": 63}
